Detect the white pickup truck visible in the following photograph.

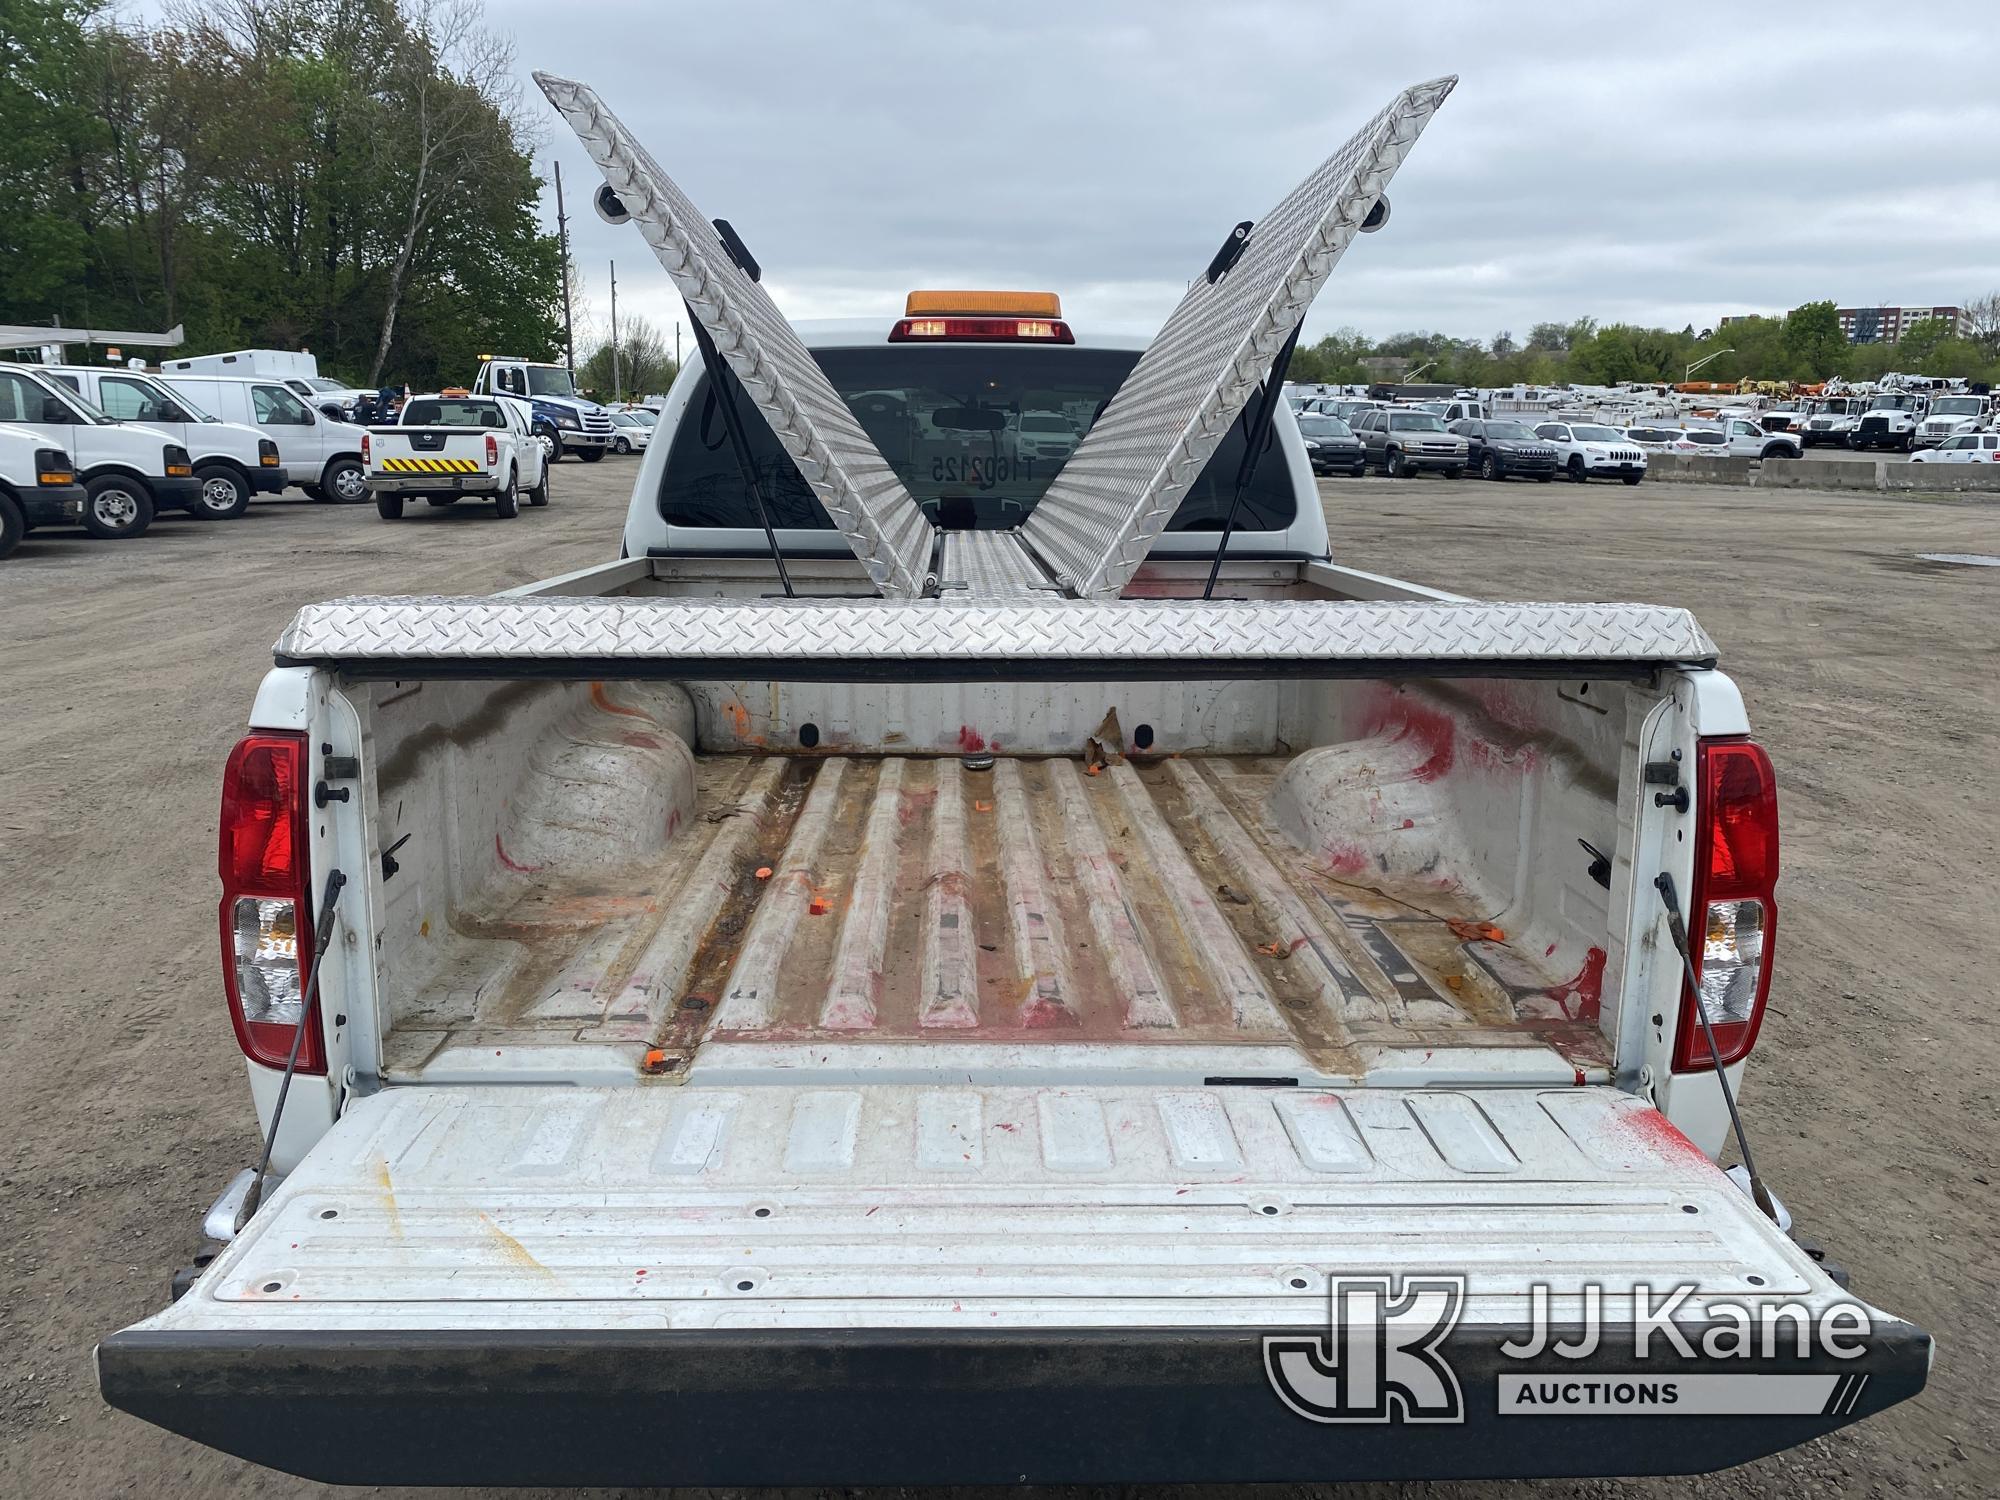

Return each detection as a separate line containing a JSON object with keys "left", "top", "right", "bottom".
{"left": 365, "top": 391, "right": 550, "bottom": 519}
{"left": 98, "top": 73, "right": 1928, "bottom": 1487}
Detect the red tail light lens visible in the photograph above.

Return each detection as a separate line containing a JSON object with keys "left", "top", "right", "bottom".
{"left": 889, "top": 316, "right": 1075, "bottom": 344}
{"left": 485, "top": 433, "right": 498, "bottom": 465}
{"left": 361, "top": 433, "right": 370, "bottom": 463}
{"left": 218, "top": 733, "right": 324, "bottom": 1074}
{"left": 1672, "top": 737, "right": 1779, "bottom": 1073}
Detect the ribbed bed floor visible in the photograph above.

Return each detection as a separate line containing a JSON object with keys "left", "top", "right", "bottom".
{"left": 383, "top": 754, "right": 1609, "bottom": 1078}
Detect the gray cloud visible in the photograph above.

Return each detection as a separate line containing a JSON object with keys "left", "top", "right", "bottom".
{"left": 496, "top": 1, "right": 2000, "bottom": 347}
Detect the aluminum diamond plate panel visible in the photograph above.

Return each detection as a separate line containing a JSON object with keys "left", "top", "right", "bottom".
{"left": 936, "top": 531, "right": 1061, "bottom": 601}
{"left": 275, "top": 596, "right": 1717, "bottom": 667}
{"left": 536, "top": 73, "right": 934, "bottom": 597}
{"left": 1022, "top": 76, "right": 1456, "bottom": 598}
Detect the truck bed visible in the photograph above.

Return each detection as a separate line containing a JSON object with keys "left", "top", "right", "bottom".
{"left": 383, "top": 745, "right": 1611, "bottom": 1083}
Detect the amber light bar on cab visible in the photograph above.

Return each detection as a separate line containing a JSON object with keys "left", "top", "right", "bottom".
{"left": 891, "top": 289, "right": 1074, "bottom": 344}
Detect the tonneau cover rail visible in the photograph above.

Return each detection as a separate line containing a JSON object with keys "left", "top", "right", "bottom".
{"left": 274, "top": 595, "right": 1717, "bottom": 675}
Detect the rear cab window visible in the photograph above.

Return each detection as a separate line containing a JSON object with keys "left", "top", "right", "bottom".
{"left": 404, "top": 398, "right": 507, "bottom": 428}
{"left": 657, "top": 343, "right": 1297, "bottom": 535}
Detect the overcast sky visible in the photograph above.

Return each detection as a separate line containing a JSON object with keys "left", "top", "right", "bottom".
{"left": 495, "top": 2, "right": 2000, "bottom": 348}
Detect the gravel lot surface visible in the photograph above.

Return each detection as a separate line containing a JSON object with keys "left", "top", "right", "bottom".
{"left": 2, "top": 462, "right": 1993, "bottom": 1497}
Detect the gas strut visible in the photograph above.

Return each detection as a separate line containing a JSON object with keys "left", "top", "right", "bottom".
{"left": 1654, "top": 871, "right": 1780, "bottom": 1224}
{"left": 688, "top": 312, "right": 796, "bottom": 599}
{"left": 1204, "top": 319, "right": 1303, "bottom": 601}
{"left": 236, "top": 869, "right": 346, "bottom": 1230}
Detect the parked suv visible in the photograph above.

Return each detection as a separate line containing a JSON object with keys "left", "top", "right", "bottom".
{"left": 1352, "top": 408, "right": 1467, "bottom": 477}
{"left": 1449, "top": 418, "right": 1558, "bottom": 481}
{"left": 1533, "top": 421, "right": 1649, "bottom": 484}
{"left": 1296, "top": 413, "right": 1366, "bottom": 476}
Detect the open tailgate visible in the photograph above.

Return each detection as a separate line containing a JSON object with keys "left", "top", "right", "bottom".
{"left": 99, "top": 1082, "right": 1927, "bottom": 1486}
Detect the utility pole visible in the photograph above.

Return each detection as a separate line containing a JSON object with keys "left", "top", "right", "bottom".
{"left": 609, "top": 259, "right": 620, "bottom": 402}
{"left": 554, "top": 160, "right": 576, "bottom": 375}
{"left": 674, "top": 320, "right": 682, "bottom": 374}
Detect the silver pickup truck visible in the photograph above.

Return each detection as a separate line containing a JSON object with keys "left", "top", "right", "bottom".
{"left": 98, "top": 74, "right": 1927, "bottom": 1487}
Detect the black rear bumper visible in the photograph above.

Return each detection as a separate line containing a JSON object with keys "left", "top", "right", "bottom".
{"left": 97, "top": 1319, "right": 1930, "bottom": 1487}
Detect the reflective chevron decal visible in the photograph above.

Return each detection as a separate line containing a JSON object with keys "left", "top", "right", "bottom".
{"left": 378, "top": 457, "right": 484, "bottom": 474}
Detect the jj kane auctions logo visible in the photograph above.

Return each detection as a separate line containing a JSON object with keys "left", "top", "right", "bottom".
{"left": 1264, "top": 1275, "right": 1878, "bottom": 1422}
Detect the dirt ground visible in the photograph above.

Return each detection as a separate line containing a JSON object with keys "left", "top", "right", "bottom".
{"left": 2, "top": 463, "right": 1994, "bottom": 1498}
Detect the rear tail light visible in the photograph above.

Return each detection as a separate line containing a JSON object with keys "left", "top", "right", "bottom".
{"left": 258, "top": 438, "right": 280, "bottom": 467}
{"left": 218, "top": 733, "right": 324, "bottom": 1074}
{"left": 164, "top": 443, "right": 193, "bottom": 478}
{"left": 361, "top": 433, "right": 370, "bottom": 463}
{"left": 34, "top": 448, "right": 75, "bottom": 485}
{"left": 485, "top": 433, "right": 498, "bottom": 465}
{"left": 1672, "top": 737, "right": 1779, "bottom": 1073}
{"left": 890, "top": 316, "right": 1075, "bottom": 344}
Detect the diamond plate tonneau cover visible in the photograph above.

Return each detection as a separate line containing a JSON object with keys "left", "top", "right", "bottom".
{"left": 274, "top": 595, "right": 1718, "bottom": 667}
{"left": 1022, "top": 76, "right": 1456, "bottom": 597}
{"left": 535, "top": 73, "right": 934, "bottom": 596}
{"left": 120, "top": 1083, "right": 1848, "bottom": 1333}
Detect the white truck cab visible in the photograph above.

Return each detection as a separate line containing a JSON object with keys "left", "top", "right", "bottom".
{"left": 0, "top": 362, "right": 197, "bottom": 537}
{"left": 154, "top": 373, "right": 370, "bottom": 503}
{"left": 1913, "top": 393, "right": 1990, "bottom": 448}
{"left": 0, "top": 421, "right": 87, "bottom": 558}
{"left": 471, "top": 354, "right": 615, "bottom": 463}
{"left": 42, "top": 364, "right": 282, "bottom": 518}
{"left": 623, "top": 317, "right": 1330, "bottom": 564}
{"left": 1852, "top": 391, "right": 1928, "bottom": 452}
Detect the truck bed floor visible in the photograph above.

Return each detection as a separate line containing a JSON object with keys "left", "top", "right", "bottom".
{"left": 384, "top": 754, "right": 1608, "bottom": 1079}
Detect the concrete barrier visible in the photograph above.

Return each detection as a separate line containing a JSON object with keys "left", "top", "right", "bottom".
{"left": 1643, "top": 455, "right": 1758, "bottom": 486}
{"left": 1644, "top": 455, "right": 2000, "bottom": 497}
{"left": 1880, "top": 463, "right": 2000, "bottom": 495}
{"left": 1757, "top": 458, "right": 1887, "bottom": 492}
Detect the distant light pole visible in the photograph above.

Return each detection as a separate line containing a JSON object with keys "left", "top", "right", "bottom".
{"left": 1685, "top": 348, "right": 1734, "bottom": 383}
{"left": 609, "top": 259, "right": 620, "bottom": 401}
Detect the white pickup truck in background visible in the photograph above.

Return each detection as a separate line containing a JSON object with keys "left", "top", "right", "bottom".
{"left": 98, "top": 72, "right": 1928, "bottom": 1489}
{"left": 364, "top": 391, "right": 549, "bottom": 519}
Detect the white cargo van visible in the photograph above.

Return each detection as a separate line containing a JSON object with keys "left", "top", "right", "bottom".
{"left": 43, "top": 365, "right": 282, "bottom": 518}
{"left": 0, "top": 362, "right": 197, "bottom": 537}
{"left": 0, "top": 422, "right": 87, "bottom": 558}
{"left": 155, "top": 373, "right": 369, "bottom": 503}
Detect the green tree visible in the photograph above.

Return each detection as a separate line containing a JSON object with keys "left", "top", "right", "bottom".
{"left": 0, "top": 0, "right": 104, "bottom": 317}
{"left": 1782, "top": 300, "right": 1847, "bottom": 380}
{"left": 1896, "top": 317, "right": 1956, "bottom": 369}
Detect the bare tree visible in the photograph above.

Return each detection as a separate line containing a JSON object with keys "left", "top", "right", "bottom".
{"left": 1962, "top": 291, "right": 2000, "bottom": 356}
{"left": 367, "top": 0, "right": 518, "bottom": 384}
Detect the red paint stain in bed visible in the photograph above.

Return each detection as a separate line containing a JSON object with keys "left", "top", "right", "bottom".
{"left": 494, "top": 834, "right": 539, "bottom": 873}
{"left": 1321, "top": 840, "right": 1371, "bottom": 875}
{"left": 956, "top": 726, "right": 987, "bottom": 752}
{"left": 1545, "top": 946, "right": 1607, "bottom": 1023}
{"left": 1618, "top": 1104, "right": 1712, "bottom": 1162}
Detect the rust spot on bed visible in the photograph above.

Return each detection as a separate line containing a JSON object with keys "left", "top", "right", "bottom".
{"left": 589, "top": 681, "right": 648, "bottom": 719}
{"left": 477, "top": 1212, "right": 557, "bottom": 1280}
